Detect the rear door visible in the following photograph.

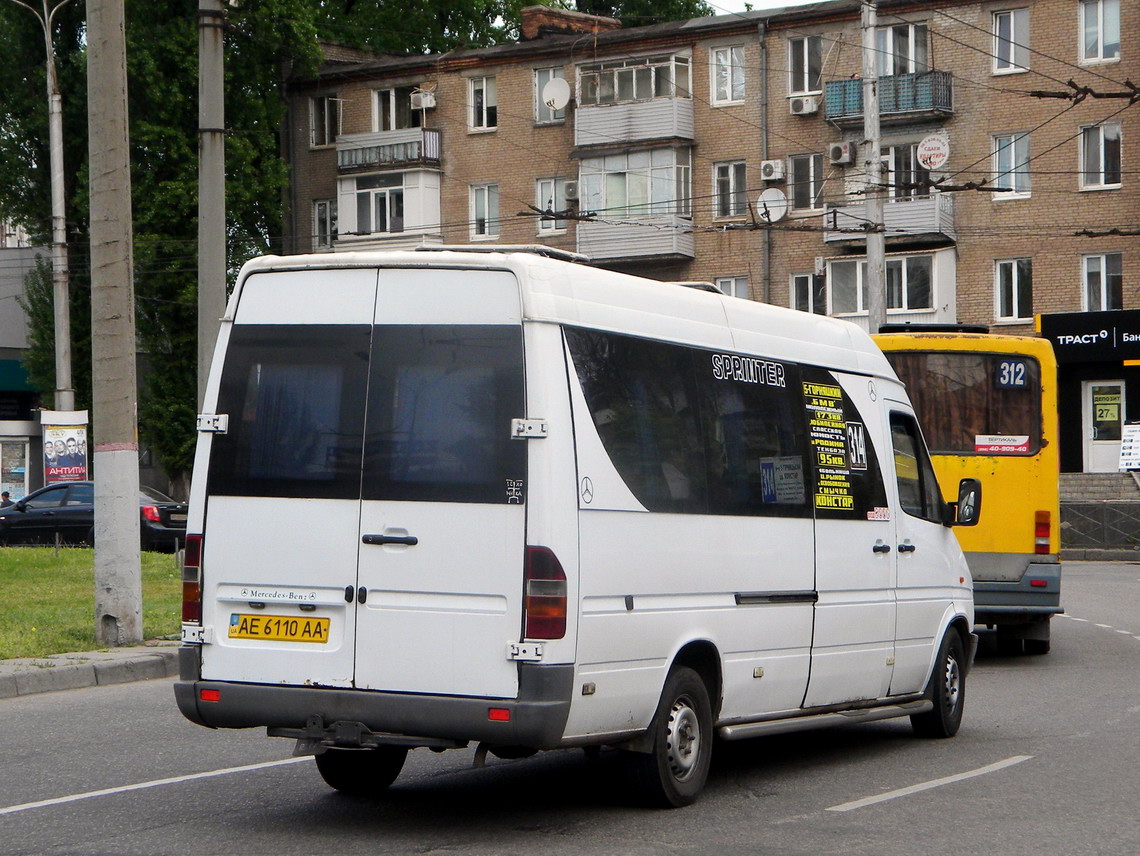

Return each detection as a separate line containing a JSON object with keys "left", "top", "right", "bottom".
{"left": 353, "top": 269, "right": 527, "bottom": 698}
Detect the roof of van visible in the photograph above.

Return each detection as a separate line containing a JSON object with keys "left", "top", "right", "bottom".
{"left": 235, "top": 250, "right": 897, "bottom": 380}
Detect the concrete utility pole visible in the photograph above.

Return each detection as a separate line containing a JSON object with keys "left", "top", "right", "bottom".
{"left": 861, "top": 0, "right": 886, "bottom": 335}
{"left": 9, "top": 0, "right": 75, "bottom": 410}
{"left": 198, "top": 0, "right": 226, "bottom": 408}
{"left": 87, "top": 0, "right": 142, "bottom": 646}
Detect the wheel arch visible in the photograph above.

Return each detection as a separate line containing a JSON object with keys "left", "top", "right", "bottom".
{"left": 671, "top": 639, "right": 723, "bottom": 722}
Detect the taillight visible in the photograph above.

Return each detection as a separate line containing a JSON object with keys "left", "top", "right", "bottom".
{"left": 182, "top": 534, "right": 203, "bottom": 624}
{"left": 524, "top": 546, "right": 567, "bottom": 640}
{"left": 1034, "top": 510, "right": 1051, "bottom": 555}
{"left": 141, "top": 504, "right": 162, "bottom": 523}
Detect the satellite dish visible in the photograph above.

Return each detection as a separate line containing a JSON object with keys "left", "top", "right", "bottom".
{"left": 542, "top": 76, "right": 571, "bottom": 111}
{"left": 756, "top": 188, "right": 788, "bottom": 223}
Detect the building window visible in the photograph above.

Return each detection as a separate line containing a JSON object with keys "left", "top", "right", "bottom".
{"left": 886, "top": 255, "right": 933, "bottom": 311}
{"left": 876, "top": 23, "right": 928, "bottom": 76}
{"left": 1081, "top": 124, "right": 1122, "bottom": 188}
{"left": 716, "top": 276, "right": 749, "bottom": 299}
{"left": 313, "top": 199, "right": 337, "bottom": 250}
{"left": 1080, "top": 0, "right": 1120, "bottom": 62}
{"left": 471, "top": 183, "right": 499, "bottom": 238}
{"left": 470, "top": 76, "right": 497, "bottom": 130}
{"left": 882, "top": 143, "right": 931, "bottom": 199}
{"left": 310, "top": 94, "right": 340, "bottom": 147}
{"left": 535, "top": 67, "right": 566, "bottom": 123}
{"left": 580, "top": 148, "right": 692, "bottom": 218}
{"left": 536, "top": 178, "right": 567, "bottom": 232}
{"left": 789, "top": 154, "right": 824, "bottom": 210}
{"left": 789, "top": 35, "right": 822, "bottom": 94}
{"left": 1084, "top": 253, "right": 1122, "bottom": 311}
{"left": 792, "top": 273, "right": 826, "bottom": 314}
{"left": 993, "top": 133, "right": 1031, "bottom": 197}
{"left": 711, "top": 46, "right": 745, "bottom": 105}
{"left": 374, "top": 86, "right": 422, "bottom": 132}
{"left": 993, "top": 9, "right": 1030, "bottom": 72}
{"left": 714, "top": 161, "right": 747, "bottom": 217}
{"left": 355, "top": 175, "right": 404, "bottom": 235}
{"left": 578, "top": 55, "right": 691, "bottom": 106}
{"left": 996, "top": 258, "right": 1033, "bottom": 321}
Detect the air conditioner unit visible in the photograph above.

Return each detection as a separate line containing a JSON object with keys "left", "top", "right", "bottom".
{"left": 563, "top": 180, "right": 579, "bottom": 201}
{"left": 828, "top": 141, "right": 856, "bottom": 165}
{"left": 789, "top": 95, "right": 819, "bottom": 116}
{"left": 410, "top": 91, "right": 436, "bottom": 111}
{"left": 760, "top": 159, "right": 785, "bottom": 182}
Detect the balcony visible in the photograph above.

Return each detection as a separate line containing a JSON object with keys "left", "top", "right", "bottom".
{"left": 336, "top": 128, "right": 441, "bottom": 173}
{"left": 824, "top": 71, "right": 952, "bottom": 127}
{"left": 576, "top": 215, "right": 694, "bottom": 261}
{"left": 823, "top": 193, "right": 955, "bottom": 244}
{"left": 574, "top": 98, "right": 694, "bottom": 148}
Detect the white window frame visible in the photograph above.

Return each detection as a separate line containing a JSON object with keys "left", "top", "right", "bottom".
{"left": 1083, "top": 252, "right": 1123, "bottom": 311}
{"left": 876, "top": 23, "right": 929, "bottom": 76}
{"left": 577, "top": 54, "right": 691, "bottom": 106}
{"left": 791, "top": 272, "right": 826, "bottom": 314}
{"left": 993, "top": 8, "right": 1030, "bottom": 73}
{"left": 993, "top": 133, "right": 1031, "bottom": 198}
{"left": 470, "top": 183, "right": 500, "bottom": 239}
{"left": 995, "top": 258, "right": 1033, "bottom": 322}
{"left": 713, "top": 161, "right": 747, "bottom": 218}
{"left": 829, "top": 254, "right": 933, "bottom": 316}
{"left": 354, "top": 175, "right": 405, "bottom": 236}
{"left": 580, "top": 148, "right": 692, "bottom": 218}
{"left": 534, "top": 67, "right": 566, "bottom": 123}
{"left": 1080, "top": 123, "right": 1122, "bottom": 189}
{"left": 788, "top": 35, "right": 822, "bottom": 94}
{"left": 710, "top": 45, "right": 745, "bottom": 105}
{"left": 881, "top": 143, "right": 931, "bottom": 200}
{"left": 885, "top": 255, "right": 933, "bottom": 312}
{"left": 716, "top": 276, "right": 749, "bottom": 300}
{"left": 313, "top": 198, "right": 337, "bottom": 250}
{"left": 1080, "top": 0, "right": 1120, "bottom": 63}
{"left": 469, "top": 75, "right": 497, "bottom": 131}
{"left": 310, "top": 94, "right": 340, "bottom": 148}
{"left": 536, "top": 177, "right": 567, "bottom": 233}
{"left": 789, "top": 153, "right": 824, "bottom": 210}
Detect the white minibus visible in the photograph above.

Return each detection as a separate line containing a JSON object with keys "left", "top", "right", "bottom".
{"left": 176, "top": 247, "right": 980, "bottom": 807}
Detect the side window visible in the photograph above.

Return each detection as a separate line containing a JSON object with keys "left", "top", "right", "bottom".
{"left": 800, "top": 367, "right": 889, "bottom": 520}
{"left": 24, "top": 485, "right": 69, "bottom": 509}
{"left": 890, "top": 412, "right": 945, "bottom": 523}
{"left": 65, "top": 483, "right": 94, "bottom": 505}
{"left": 208, "top": 325, "right": 371, "bottom": 499}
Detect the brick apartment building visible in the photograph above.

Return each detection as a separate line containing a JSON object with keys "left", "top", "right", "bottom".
{"left": 282, "top": 0, "right": 1137, "bottom": 472}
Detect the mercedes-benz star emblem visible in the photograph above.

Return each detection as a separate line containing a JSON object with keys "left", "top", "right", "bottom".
{"left": 581, "top": 476, "right": 594, "bottom": 504}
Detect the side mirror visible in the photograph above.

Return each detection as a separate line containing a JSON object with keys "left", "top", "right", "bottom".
{"left": 948, "top": 478, "right": 982, "bottom": 527}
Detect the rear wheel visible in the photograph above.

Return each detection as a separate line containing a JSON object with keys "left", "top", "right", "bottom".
{"left": 314, "top": 746, "right": 408, "bottom": 796}
{"left": 623, "top": 666, "right": 713, "bottom": 808}
{"left": 911, "top": 630, "right": 966, "bottom": 738}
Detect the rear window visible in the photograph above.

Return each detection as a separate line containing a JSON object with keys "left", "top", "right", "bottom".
{"left": 885, "top": 351, "right": 1042, "bottom": 454}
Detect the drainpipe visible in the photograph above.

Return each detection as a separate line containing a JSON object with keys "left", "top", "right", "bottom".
{"left": 758, "top": 20, "right": 771, "bottom": 304}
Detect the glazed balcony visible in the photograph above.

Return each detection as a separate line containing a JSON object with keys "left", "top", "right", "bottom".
{"left": 336, "top": 128, "right": 441, "bottom": 172}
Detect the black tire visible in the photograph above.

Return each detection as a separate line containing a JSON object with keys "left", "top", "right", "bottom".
{"left": 1024, "top": 638, "right": 1051, "bottom": 655}
{"left": 911, "top": 630, "right": 966, "bottom": 738}
{"left": 314, "top": 746, "right": 408, "bottom": 796}
{"left": 623, "top": 666, "right": 713, "bottom": 808}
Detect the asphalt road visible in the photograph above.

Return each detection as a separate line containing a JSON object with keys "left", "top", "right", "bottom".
{"left": 1, "top": 561, "right": 1137, "bottom": 856}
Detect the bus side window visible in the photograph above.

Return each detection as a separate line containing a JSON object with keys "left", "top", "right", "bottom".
{"left": 890, "top": 412, "right": 944, "bottom": 524}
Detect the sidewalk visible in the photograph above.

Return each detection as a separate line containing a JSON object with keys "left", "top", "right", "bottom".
{"left": 0, "top": 640, "right": 180, "bottom": 699}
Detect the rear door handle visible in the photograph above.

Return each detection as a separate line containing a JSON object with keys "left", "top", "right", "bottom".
{"left": 872, "top": 543, "right": 891, "bottom": 554}
{"left": 898, "top": 543, "right": 917, "bottom": 553}
{"left": 362, "top": 533, "right": 419, "bottom": 546}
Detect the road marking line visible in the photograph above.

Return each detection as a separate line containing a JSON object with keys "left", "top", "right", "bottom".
{"left": 1116, "top": 629, "right": 1134, "bottom": 635}
{"left": 0, "top": 757, "right": 308, "bottom": 817}
{"left": 1096, "top": 624, "right": 1113, "bottom": 629}
{"left": 1069, "top": 617, "right": 1089, "bottom": 622}
{"left": 826, "top": 755, "right": 1034, "bottom": 812}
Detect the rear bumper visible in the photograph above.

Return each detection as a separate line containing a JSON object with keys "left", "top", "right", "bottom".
{"left": 973, "top": 561, "right": 1062, "bottom": 624}
{"left": 174, "top": 647, "right": 574, "bottom": 749}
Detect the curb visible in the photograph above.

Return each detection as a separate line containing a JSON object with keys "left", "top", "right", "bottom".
{"left": 0, "top": 645, "right": 179, "bottom": 699}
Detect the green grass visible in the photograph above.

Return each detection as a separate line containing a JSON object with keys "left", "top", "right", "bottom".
{"left": 0, "top": 547, "right": 182, "bottom": 659}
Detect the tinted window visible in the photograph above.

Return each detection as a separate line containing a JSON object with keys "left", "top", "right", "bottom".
{"left": 208, "top": 325, "right": 370, "bottom": 499}
{"left": 890, "top": 412, "right": 945, "bottom": 523}
{"left": 64, "top": 483, "right": 94, "bottom": 505}
{"left": 362, "top": 326, "right": 526, "bottom": 504}
{"left": 24, "top": 485, "right": 69, "bottom": 509}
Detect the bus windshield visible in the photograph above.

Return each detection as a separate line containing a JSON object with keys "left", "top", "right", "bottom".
{"left": 886, "top": 351, "right": 1042, "bottom": 454}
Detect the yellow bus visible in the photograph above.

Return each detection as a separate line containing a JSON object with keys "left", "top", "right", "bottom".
{"left": 874, "top": 328, "right": 1060, "bottom": 655}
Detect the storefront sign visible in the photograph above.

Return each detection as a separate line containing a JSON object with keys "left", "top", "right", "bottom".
{"left": 1039, "top": 310, "right": 1140, "bottom": 363}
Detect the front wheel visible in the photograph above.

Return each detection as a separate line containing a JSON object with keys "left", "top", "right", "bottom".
{"left": 623, "top": 666, "right": 713, "bottom": 808}
{"left": 911, "top": 629, "right": 966, "bottom": 738}
{"left": 314, "top": 746, "right": 408, "bottom": 796}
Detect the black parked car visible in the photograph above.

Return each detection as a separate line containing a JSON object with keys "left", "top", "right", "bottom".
{"left": 0, "top": 481, "right": 187, "bottom": 551}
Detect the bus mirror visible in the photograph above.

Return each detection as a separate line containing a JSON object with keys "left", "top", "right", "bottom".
{"left": 951, "top": 478, "right": 982, "bottom": 526}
